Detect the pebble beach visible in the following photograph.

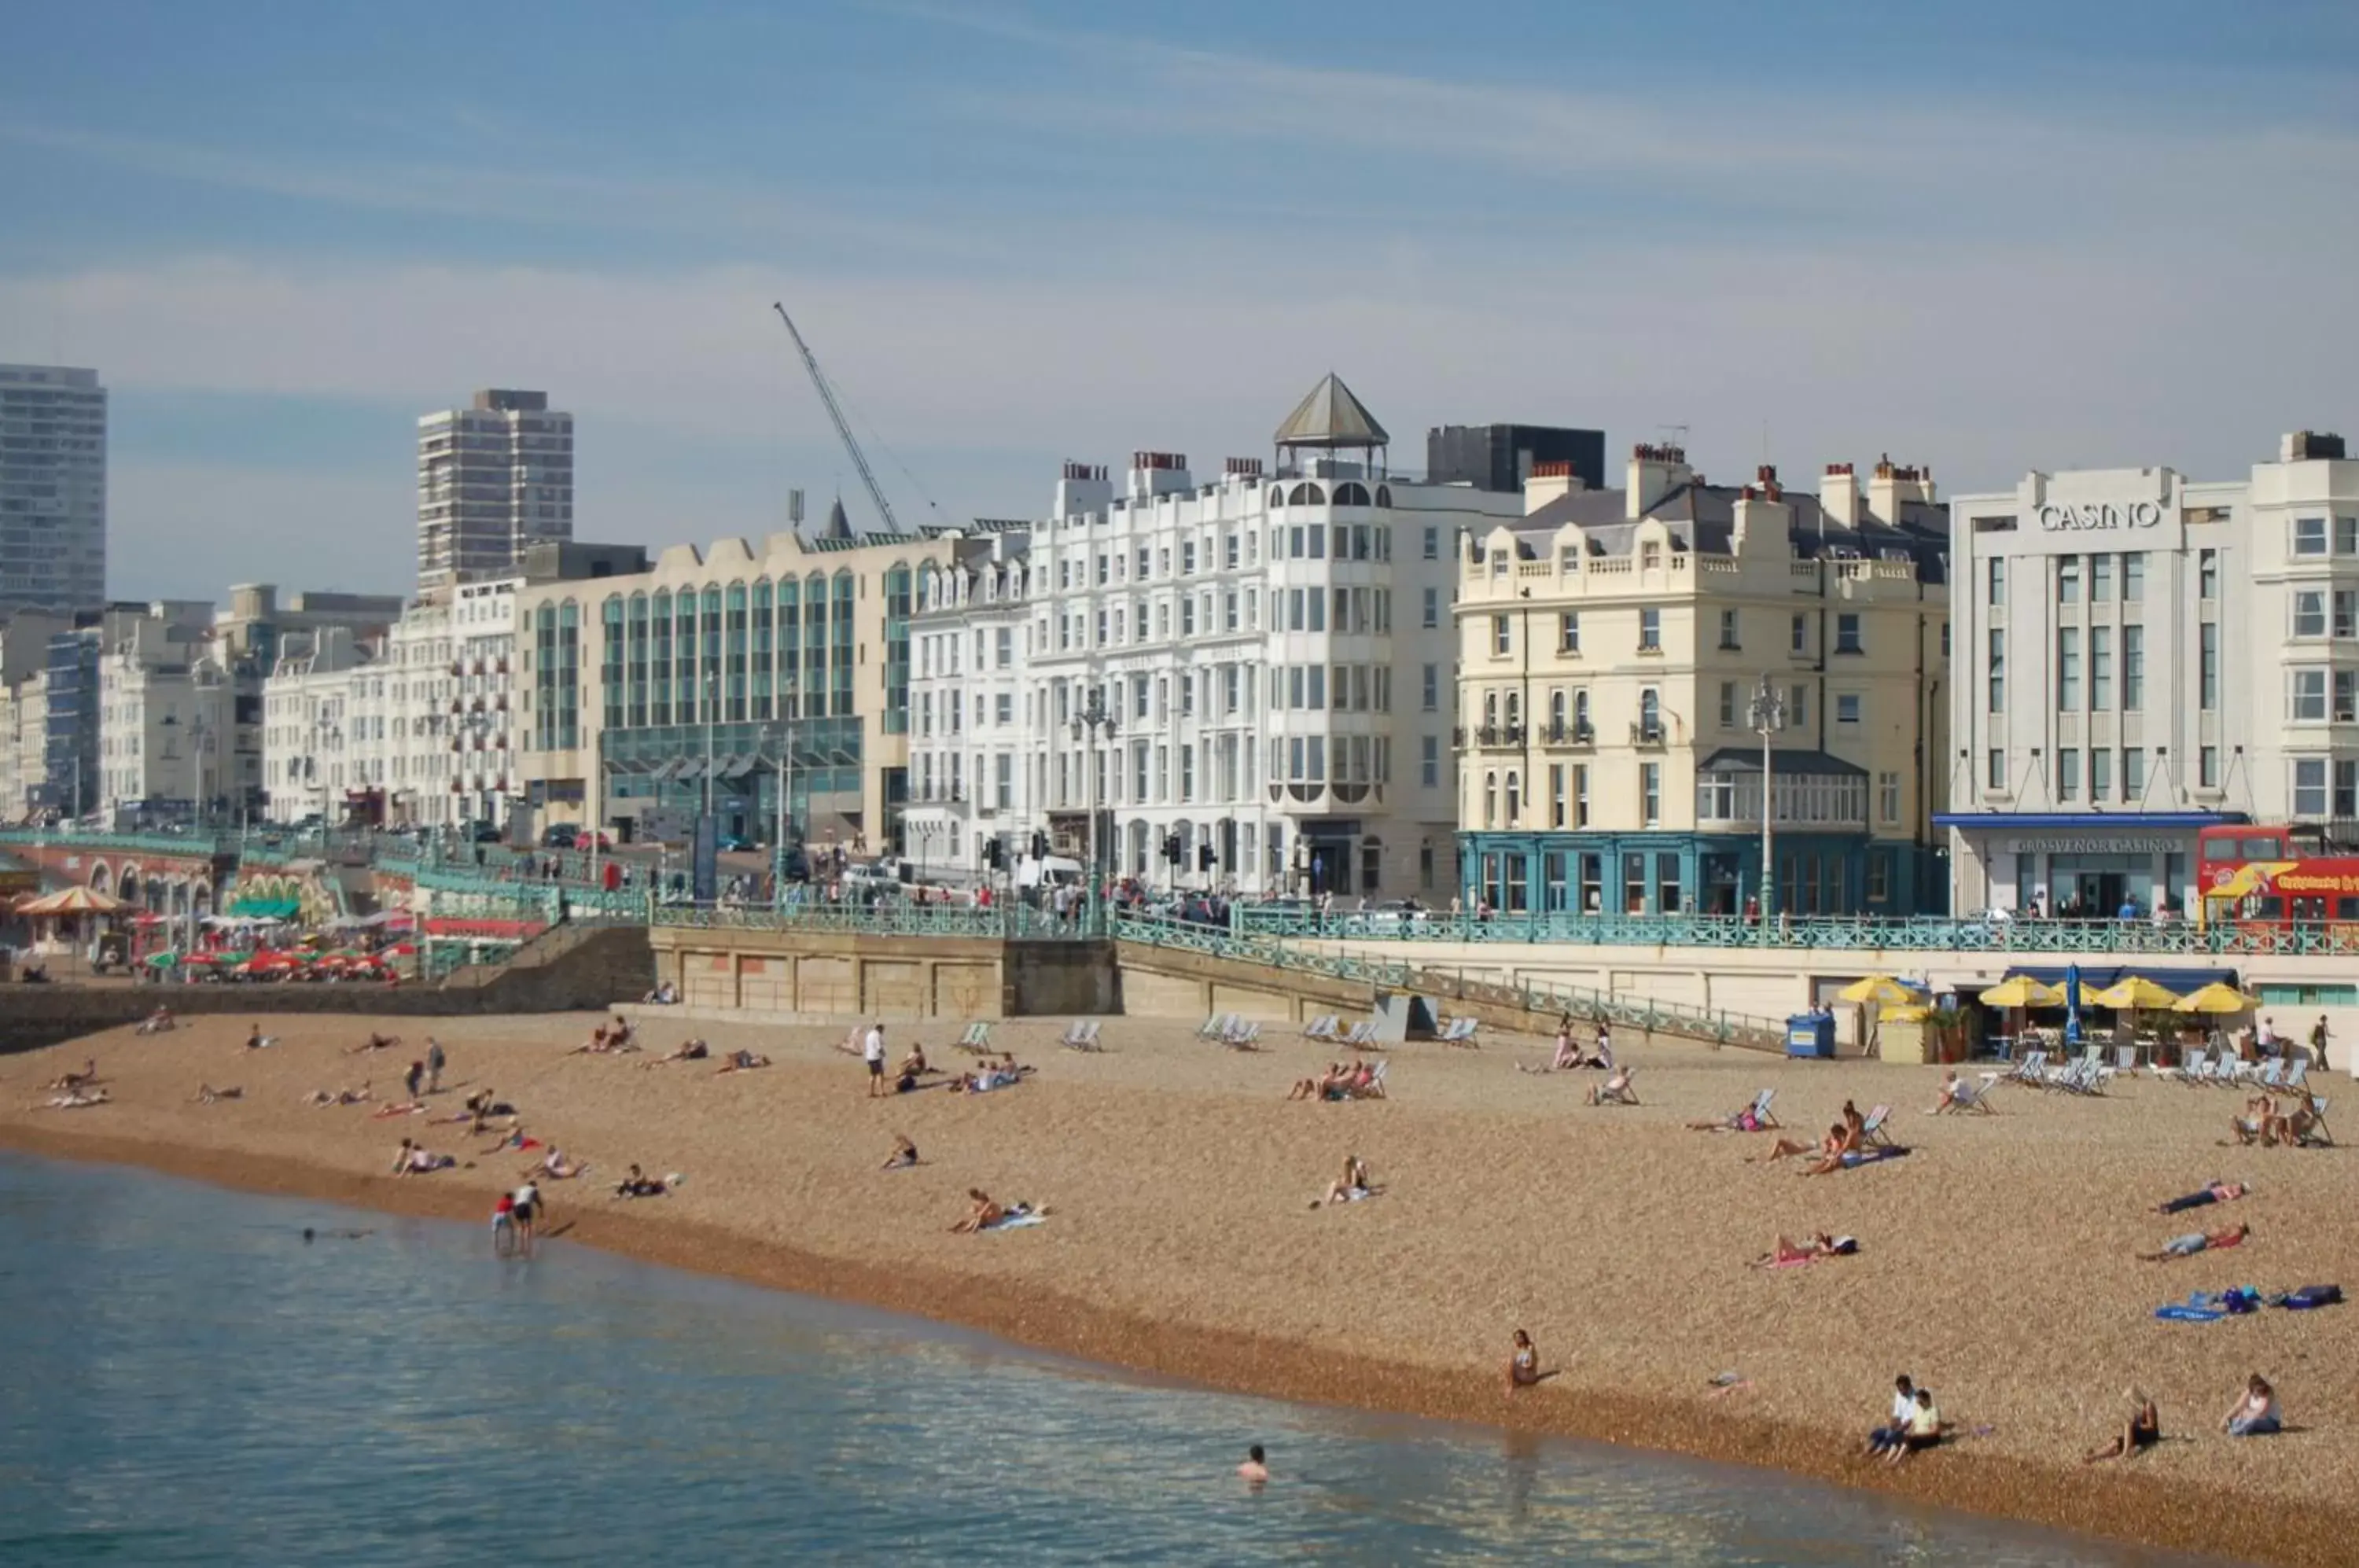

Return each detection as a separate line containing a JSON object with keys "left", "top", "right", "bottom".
{"left": 5, "top": 1010, "right": 2351, "bottom": 1566}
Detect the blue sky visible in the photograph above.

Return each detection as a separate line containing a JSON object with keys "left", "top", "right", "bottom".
{"left": 5, "top": 1, "right": 2356, "bottom": 599}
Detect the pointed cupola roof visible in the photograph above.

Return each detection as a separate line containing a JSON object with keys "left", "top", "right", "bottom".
{"left": 1273, "top": 373, "right": 1389, "bottom": 450}
{"left": 823, "top": 496, "right": 853, "bottom": 540}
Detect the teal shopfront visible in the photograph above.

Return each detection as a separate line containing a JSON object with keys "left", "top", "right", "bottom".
{"left": 1458, "top": 831, "right": 1934, "bottom": 916}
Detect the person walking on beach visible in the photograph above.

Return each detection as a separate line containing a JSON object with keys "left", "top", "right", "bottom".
{"left": 1237, "top": 1445, "right": 1269, "bottom": 1487}
{"left": 2310, "top": 1015, "right": 2331, "bottom": 1072}
{"left": 863, "top": 1021, "right": 887, "bottom": 1098}
{"left": 426, "top": 1038, "right": 447, "bottom": 1093}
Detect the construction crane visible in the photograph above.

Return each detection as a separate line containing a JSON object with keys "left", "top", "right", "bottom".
{"left": 773, "top": 302, "right": 900, "bottom": 536}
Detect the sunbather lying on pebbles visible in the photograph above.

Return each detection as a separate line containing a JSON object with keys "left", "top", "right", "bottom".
{"left": 528, "top": 1147, "right": 589, "bottom": 1180}
{"left": 950, "top": 1188, "right": 1047, "bottom": 1232}
{"left": 2157, "top": 1180, "right": 2248, "bottom": 1214}
{"left": 716, "top": 1049, "right": 771, "bottom": 1074}
{"left": 190, "top": 1084, "right": 242, "bottom": 1104}
{"left": 1748, "top": 1232, "right": 1857, "bottom": 1267}
{"left": 2139, "top": 1221, "right": 2249, "bottom": 1261}
{"left": 39, "top": 1088, "right": 110, "bottom": 1110}
{"left": 304, "top": 1083, "right": 372, "bottom": 1107}
{"left": 1584, "top": 1066, "right": 1637, "bottom": 1105}
{"left": 389, "top": 1138, "right": 455, "bottom": 1176}
{"left": 646, "top": 1038, "right": 709, "bottom": 1066}
{"left": 44, "top": 1059, "right": 98, "bottom": 1092}
{"left": 344, "top": 1032, "right": 400, "bottom": 1055}
{"left": 1756, "top": 1124, "right": 1857, "bottom": 1165}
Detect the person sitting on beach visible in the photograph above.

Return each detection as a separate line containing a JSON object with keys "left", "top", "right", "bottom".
{"left": 641, "top": 981, "right": 680, "bottom": 1005}
{"left": 606, "top": 1014, "right": 636, "bottom": 1050}
{"left": 190, "top": 1084, "right": 243, "bottom": 1104}
{"left": 44, "top": 1058, "right": 99, "bottom": 1093}
{"left": 1866, "top": 1376, "right": 1916, "bottom": 1454}
{"left": 39, "top": 1088, "right": 110, "bottom": 1110}
{"left": 716, "top": 1049, "right": 770, "bottom": 1074}
{"left": 1688, "top": 1101, "right": 1769, "bottom": 1133}
{"left": 1584, "top": 1065, "right": 1637, "bottom": 1106}
{"left": 614, "top": 1164, "right": 675, "bottom": 1198}
{"left": 2140, "top": 1221, "right": 2250, "bottom": 1261}
{"left": 137, "top": 1007, "right": 176, "bottom": 1035}
{"left": 1885, "top": 1387, "right": 1943, "bottom": 1465}
{"left": 1927, "top": 1070, "right": 1970, "bottom": 1115}
{"left": 345, "top": 1031, "right": 399, "bottom": 1055}
{"left": 389, "top": 1137, "right": 455, "bottom": 1176}
{"left": 1759, "top": 1124, "right": 1854, "bottom": 1165}
{"left": 1342, "top": 1059, "right": 1383, "bottom": 1099}
{"left": 1315, "top": 1154, "right": 1377, "bottom": 1207}
{"left": 1504, "top": 1329, "right": 1544, "bottom": 1396}
{"left": 1590, "top": 1026, "right": 1614, "bottom": 1071}
{"left": 897, "top": 1043, "right": 930, "bottom": 1080}
{"left": 647, "top": 1038, "right": 709, "bottom": 1066}
{"left": 1839, "top": 1100, "right": 1866, "bottom": 1144}
{"left": 2269, "top": 1099, "right": 2328, "bottom": 1148}
{"left": 882, "top": 1133, "right": 920, "bottom": 1169}
{"left": 2226, "top": 1094, "right": 2276, "bottom": 1146}
{"left": 2158, "top": 1180, "right": 2249, "bottom": 1215}
{"left": 951, "top": 1188, "right": 1008, "bottom": 1234}
{"left": 528, "top": 1147, "right": 587, "bottom": 1180}
{"left": 464, "top": 1089, "right": 519, "bottom": 1135}
{"left": 1288, "top": 1064, "right": 1345, "bottom": 1102}
{"left": 2222, "top": 1374, "right": 2280, "bottom": 1437}
{"left": 1749, "top": 1231, "right": 1857, "bottom": 1268}
{"left": 2082, "top": 1389, "right": 2161, "bottom": 1463}
{"left": 1551, "top": 1025, "right": 1581, "bottom": 1071}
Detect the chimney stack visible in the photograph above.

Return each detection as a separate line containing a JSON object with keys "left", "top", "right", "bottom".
{"left": 1522, "top": 458, "right": 1587, "bottom": 515}
{"left": 1820, "top": 462, "right": 1860, "bottom": 528}
{"left": 1626, "top": 442, "right": 1693, "bottom": 520}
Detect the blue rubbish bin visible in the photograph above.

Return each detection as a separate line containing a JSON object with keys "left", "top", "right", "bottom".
{"left": 1785, "top": 1010, "right": 1835, "bottom": 1059}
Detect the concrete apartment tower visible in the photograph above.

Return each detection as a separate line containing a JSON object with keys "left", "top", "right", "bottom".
{"left": 0, "top": 364, "right": 107, "bottom": 609}
{"left": 416, "top": 388, "right": 574, "bottom": 587}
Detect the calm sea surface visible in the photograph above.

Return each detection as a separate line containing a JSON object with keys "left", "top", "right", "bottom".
{"left": 0, "top": 1152, "right": 2228, "bottom": 1566}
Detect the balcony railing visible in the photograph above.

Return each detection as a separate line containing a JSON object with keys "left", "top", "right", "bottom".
{"left": 1544, "top": 720, "right": 1595, "bottom": 745}
{"left": 1630, "top": 722, "right": 1667, "bottom": 745}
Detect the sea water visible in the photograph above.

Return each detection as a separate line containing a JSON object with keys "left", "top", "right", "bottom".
{"left": 0, "top": 1152, "right": 2221, "bottom": 1566}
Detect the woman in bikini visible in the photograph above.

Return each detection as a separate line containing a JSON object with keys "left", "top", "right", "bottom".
{"left": 1504, "top": 1329, "right": 1543, "bottom": 1395}
{"left": 2082, "top": 1389, "right": 2161, "bottom": 1462}
{"left": 1316, "top": 1154, "right": 1375, "bottom": 1206}
{"left": 1758, "top": 1123, "right": 1853, "bottom": 1165}
{"left": 951, "top": 1188, "right": 1007, "bottom": 1234}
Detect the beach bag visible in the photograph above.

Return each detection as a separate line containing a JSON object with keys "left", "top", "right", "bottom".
{"left": 2222, "top": 1287, "right": 2261, "bottom": 1315}
{"left": 2278, "top": 1284, "right": 2343, "bottom": 1310}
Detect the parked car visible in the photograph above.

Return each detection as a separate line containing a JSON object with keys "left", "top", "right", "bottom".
{"left": 542, "top": 824, "right": 580, "bottom": 850}
{"left": 715, "top": 834, "right": 757, "bottom": 853}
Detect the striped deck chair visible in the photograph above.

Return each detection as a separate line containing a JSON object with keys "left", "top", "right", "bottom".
{"left": 1944, "top": 1073, "right": 1998, "bottom": 1113}
{"left": 1341, "top": 1021, "right": 1378, "bottom": 1048}
{"left": 1197, "top": 1014, "right": 1236, "bottom": 1040}
{"left": 1302, "top": 1014, "right": 1340, "bottom": 1041}
{"left": 1438, "top": 1017, "right": 1480, "bottom": 1045}
{"left": 1860, "top": 1103, "right": 1895, "bottom": 1147}
{"left": 1220, "top": 1018, "right": 1262, "bottom": 1049}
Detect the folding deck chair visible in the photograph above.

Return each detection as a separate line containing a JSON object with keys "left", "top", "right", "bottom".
{"left": 1747, "top": 1087, "right": 1779, "bottom": 1128}
{"left": 1860, "top": 1102, "right": 1895, "bottom": 1146}
{"left": 1341, "top": 1021, "right": 1378, "bottom": 1048}
{"left": 1061, "top": 1019, "right": 1103, "bottom": 1051}
{"left": 1302, "top": 1014, "right": 1340, "bottom": 1041}
{"left": 1942, "top": 1073, "right": 1998, "bottom": 1113}
{"left": 1220, "top": 1018, "right": 1262, "bottom": 1049}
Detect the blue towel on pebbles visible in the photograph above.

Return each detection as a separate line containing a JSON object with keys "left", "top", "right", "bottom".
{"left": 983, "top": 1210, "right": 1044, "bottom": 1231}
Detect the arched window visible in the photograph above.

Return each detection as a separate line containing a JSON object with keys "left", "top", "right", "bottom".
{"left": 1505, "top": 691, "right": 1522, "bottom": 731}
{"left": 1549, "top": 688, "right": 1566, "bottom": 733}
{"left": 1504, "top": 771, "right": 1522, "bottom": 825}
{"left": 1268, "top": 486, "right": 1286, "bottom": 508}
{"left": 1483, "top": 771, "right": 1498, "bottom": 828}
{"left": 1334, "top": 481, "right": 1371, "bottom": 506}
{"left": 1287, "top": 482, "right": 1326, "bottom": 506}
{"left": 1375, "top": 485, "right": 1392, "bottom": 508}
{"left": 1573, "top": 689, "right": 1591, "bottom": 733}
{"left": 1483, "top": 690, "right": 1499, "bottom": 728}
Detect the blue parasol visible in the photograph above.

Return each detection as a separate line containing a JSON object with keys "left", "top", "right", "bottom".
{"left": 2063, "top": 962, "right": 2085, "bottom": 1047}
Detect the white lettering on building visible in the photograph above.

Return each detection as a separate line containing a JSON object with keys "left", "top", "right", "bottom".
{"left": 2034, "top": 500, "right": 2166, "bottom": 532}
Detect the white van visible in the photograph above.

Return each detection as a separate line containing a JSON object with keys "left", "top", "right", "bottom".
{"left": 1018, "top": 855, "right": 1084, "bottom": 889}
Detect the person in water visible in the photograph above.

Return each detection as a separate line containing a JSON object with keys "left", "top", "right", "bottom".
{"left": 1237, "top": 1445, "right": 1269, "bottom": 1486}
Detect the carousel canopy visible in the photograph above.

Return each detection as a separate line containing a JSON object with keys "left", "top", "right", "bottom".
{"left": 17, "top": 885, "right": 125, "bottom": 917}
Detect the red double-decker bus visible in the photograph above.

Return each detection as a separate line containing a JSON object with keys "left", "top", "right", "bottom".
{"left": 2196, "top": 823, "right": 2359, "bottom": 926}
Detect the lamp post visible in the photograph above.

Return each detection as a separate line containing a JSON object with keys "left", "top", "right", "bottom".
{"left": 1748, "top": 675, "right": 1787, "bottom": 924}
{"left": 1070, "top": 690, "right": 1118, "bottom": 923}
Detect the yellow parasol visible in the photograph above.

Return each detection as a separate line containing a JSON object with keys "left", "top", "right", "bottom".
{"left": 2173, "top": 981, "right": 2259, "bottom": 1015}
{"left": 1838, "top": 974, "right": 1927, "bottom": 1007}
{"left": 1978, "top": 975, "right": 2063, "bottom": 1009}
{"left": 2089, "top": 975, "right": 2181, "bottom": 1011}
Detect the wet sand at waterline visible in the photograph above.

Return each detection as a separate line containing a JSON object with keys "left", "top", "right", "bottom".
{"left": 5, "top": 1010, "right": 2351, "bottom": 1565}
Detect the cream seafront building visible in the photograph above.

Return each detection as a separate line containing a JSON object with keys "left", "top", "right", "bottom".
{"left": 903, "top": 377, "right": 1565, "bottom": 896}
{"left": 511, "top": 518, "right": 955, "bottom": 852}
{"left": 1456, "top": 449, "right": 1951, "bottom": 917}
{"left": 1944, "top": 431, "right": 2359, "bottom": 918}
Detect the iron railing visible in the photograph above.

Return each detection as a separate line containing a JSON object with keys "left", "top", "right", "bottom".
{"left": 1112, "top": 911, "right": 1787, "bottom": 1048}
{"left": 0, "top": 827, "right": 226, "bottom": 856}
{"left": 1229, "top": 907, "right": 2357, "bottom": 957}
{"left": 654, "top": 900, "right": 1102, "bottom": 942}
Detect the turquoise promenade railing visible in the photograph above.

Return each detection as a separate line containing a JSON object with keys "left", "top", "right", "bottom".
{"left": 0, "top": 827, "right": 226, "bottom": 857}
{"left": 654, "top": 900, "right": 1101, "bottom": 942}
{"left": 1231, "top": 907, "right": 2355, "bottom": 958}
{"left": 1111, "top": 911, "right": 1787, "bottom": 1048}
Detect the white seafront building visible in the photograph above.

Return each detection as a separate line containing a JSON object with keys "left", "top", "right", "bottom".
{"left": 1944, "top": 429, "right": 2359, "bottom": 917}
{"left": 903, "top": 377, "right": 1540, "bottom": 896}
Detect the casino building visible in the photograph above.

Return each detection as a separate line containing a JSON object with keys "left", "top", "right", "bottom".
{"left": 1942, "top": 430, "right": 2359, "bottom": 916}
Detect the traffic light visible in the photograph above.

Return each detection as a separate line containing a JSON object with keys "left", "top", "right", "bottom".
{"left": 1031, "top": 831, "right": 1047, "bottom": 860}
{"left": 1162, "top": 832, "right": 1182, "bottom": 864}
{"left": 1198, "top": 844, "right": 1216, "bottom": 870}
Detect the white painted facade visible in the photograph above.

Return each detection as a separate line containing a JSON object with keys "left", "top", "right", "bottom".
{"left": 1945, "top": 430, "right": 2359, "bottom": 915}
{"left": 904, "top": 399, "right": 1525, "bottom": 895}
